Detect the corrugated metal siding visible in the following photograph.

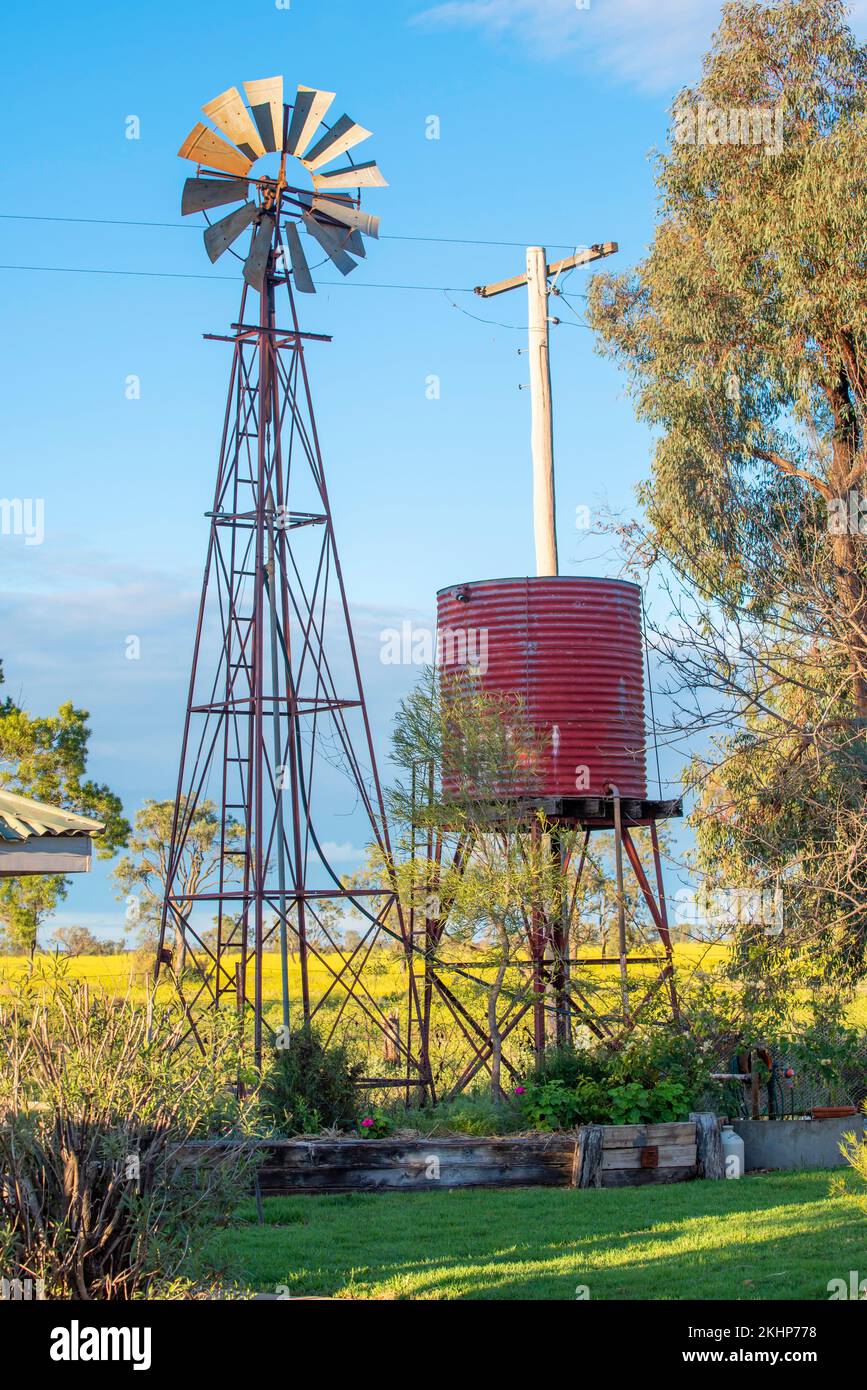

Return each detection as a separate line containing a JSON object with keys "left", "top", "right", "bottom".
{"left": 0, "top": 789, "right": 104, "bottom": 842}
{"left": 436, "top": 576, "right": 647, "bottom": 799}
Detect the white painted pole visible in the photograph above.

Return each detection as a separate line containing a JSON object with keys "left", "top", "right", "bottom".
{"left": 526, "top": 246, "right": 558, "bottom": 577}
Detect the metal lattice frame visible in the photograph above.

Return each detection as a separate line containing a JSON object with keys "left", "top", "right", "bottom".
{"left": 155, "top": 226, "right": 428, "bottom": 1087}
{"left": 407, "top": 793, "right": 683, "bottom": 1102}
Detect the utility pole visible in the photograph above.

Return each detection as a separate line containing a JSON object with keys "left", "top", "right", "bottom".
{"left": 475, "top": 242, "right": 618, "bottom": 577}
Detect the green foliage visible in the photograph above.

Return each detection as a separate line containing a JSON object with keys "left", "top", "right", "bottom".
{"left": 259, "top": 1027, "right": 362, "bottom": 1135}
{"left": 397, "top": 1091, "right": 523, "bottom": 1136}
{"left": 520, "top": 1077, "right": 608, "bottom": 1130}
{"left": 607, "top": 1082, "right": 651, "bottom": 1126}
{"left": 519, "top": 1071, "right": 691, "bottom": 1131}
{"left": 530, "top": 1043, "right": 608, "bottom": 1090}
{"left": 586, "top": 0, "right": 867, "bottom": 1002}
{"left": 0, "top": 685, "right": 128, "bottom": 955}
{"left": 516, "top": 1039, "right": 699, "bottom": 1130}
{"left": 840, "top": 1108, "right": 867, "bottom": 1219}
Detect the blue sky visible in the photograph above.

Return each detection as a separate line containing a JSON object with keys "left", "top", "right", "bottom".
{"left": 2, "top": 0, "right": 864, "bottom": 937}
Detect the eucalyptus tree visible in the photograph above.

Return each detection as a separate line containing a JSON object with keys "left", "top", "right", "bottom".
{"left": 587, "top": 0, "right": 867, "bottom": 989}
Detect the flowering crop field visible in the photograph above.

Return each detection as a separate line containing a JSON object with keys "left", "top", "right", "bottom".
{"left": 2, "top": 946, "right": 864, "bottom": 1092}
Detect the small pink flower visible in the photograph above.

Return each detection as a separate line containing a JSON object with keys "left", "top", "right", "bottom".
{"left": 361, "top": 1116, "right": 374, "bottom": 1128}
{"left": 514, "top": 1085, "right": 526, "bottom": 1095}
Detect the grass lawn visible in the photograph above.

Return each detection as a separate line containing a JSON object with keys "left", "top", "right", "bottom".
{"left": 203, "top": 1170, "right": 866, "bottom": 1300}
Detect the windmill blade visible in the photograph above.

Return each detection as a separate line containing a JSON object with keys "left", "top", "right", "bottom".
{"left": 243, "top": 215, "right": 275, "bottom": 291}
{"left": 346, "top": 229, "right": 366, "bottom": 259}
{"left": 302, "top": 212, "right": 358, "bottom": 276}
{"left": 302, "top": 114, "right": 372, "bottom": 172}
{"left": 311, "top": 196, "right": 380, "bottom": 239}
{"left": 312, "top": 161, "right": 388, "bottom": 191}
{"left": 178, "top": 122, "right": 253, "bottom": 176}
{"left": 285, "top": 86, "right": 335, "bottom": 157}
{"left": 243, "top": 76, "right": 284, "bottom": 153}
{"left": 182, "top": 176, "right": 250, "bottom": 216}
{"left": 203, "top": 202, "right": 258, "bottom": 263}
{"left": 202, "top": 87, "right": 266, "bottom": 161}
{"left": 284, "top": 222, "right": 315, "bottom": 294}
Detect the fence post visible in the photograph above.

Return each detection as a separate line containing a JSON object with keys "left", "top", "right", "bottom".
{"left": 572, "top": 1124, "right": 604, "bottom": 1188}
{"left": 690, "top": 1111, "right": 724, "bottom": 1180}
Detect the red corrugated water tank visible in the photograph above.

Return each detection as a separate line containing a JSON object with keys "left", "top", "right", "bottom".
{"left": 436, "top": 576, "right": 647, "bottom": 800}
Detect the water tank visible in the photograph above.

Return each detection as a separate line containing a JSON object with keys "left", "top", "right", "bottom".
{"left": 436, "top": 576, "right": 647, "bottom": 800}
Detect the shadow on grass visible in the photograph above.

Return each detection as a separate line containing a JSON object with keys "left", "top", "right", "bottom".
{"left": 210, "top": 1171, "right": 866, "bottom": 1301}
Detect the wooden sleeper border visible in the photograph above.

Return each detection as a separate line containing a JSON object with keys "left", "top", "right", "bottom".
{"left": 200, "top": 1115, "right": 722, "bottom": 1195}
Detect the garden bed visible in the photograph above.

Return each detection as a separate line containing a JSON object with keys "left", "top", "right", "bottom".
{"left": 216, "top": 1120, "right": 704, "bottom": 1195}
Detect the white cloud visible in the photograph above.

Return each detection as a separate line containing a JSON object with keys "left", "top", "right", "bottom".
{"left": 44, "top": 910, "right": 125, "bottom": 933}
{"left": 320, "top": 840, "right": 366, "bottom": 867}
{"left": 413, "top": 0, "right": 867, "bottom": 94}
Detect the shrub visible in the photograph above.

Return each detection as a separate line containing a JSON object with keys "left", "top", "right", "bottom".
{"left": 0, "top": 975, "right": 257, "bottom": 1299}
{"left": 529, "top": 1044, "right": 609, "bottom": 1090}
{"left": 519, "top": 1077, "right": 607, "bottom": 1130}
{"left": 607, "top": 1081, "right": 651, "bottom": 1126}
{"left": 518, "top": 1039, "right": 700, "bottom": 1130}
{"left": 259, "top": 1027, "right": 361, "bottom": 1135}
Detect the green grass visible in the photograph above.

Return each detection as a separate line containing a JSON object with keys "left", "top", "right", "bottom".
{"left": 202, "top": 1170, "right": 866, "bottom": 1300}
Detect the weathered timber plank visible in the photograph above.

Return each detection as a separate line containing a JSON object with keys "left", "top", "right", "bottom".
{"left": 601, "top": 1164, "right": 696, "bottom": 1188}
{"left": 574, "top": 1125, "right": 604, "bottom": 1188}
{"left": 600, "top": 1143, "right": 697, "bottom": 1171}
{"left": 690, "top": 1112, "right": 725, "bottom": 1180}
{"left": 256, "top": 1136, "right": 575, "bottom": 1151}
{"left": 263, "top": 1140, "right": 574, "bottom": 1171}
{"left": 601, "top": 1122, "right": 695, "bottom": 1148}
{"left": 257, "top": 1163, "right": 572, "bottom": 1194}
{"left": 186, "top": 1132, "right": 699, "bottom": 1195}
{"left": 258, "top": 1155, "right": 574, "bottom": 1181}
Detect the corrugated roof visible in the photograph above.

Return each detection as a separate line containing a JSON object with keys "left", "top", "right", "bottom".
{"left": 0, "top": 788, "right": 105, "bottom": 843}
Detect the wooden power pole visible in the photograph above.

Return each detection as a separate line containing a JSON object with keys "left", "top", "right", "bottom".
{"left": 475, "top": 242, "right": 618, "bottom": 577}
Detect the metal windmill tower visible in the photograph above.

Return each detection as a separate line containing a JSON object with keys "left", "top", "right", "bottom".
{"left": 156, "top": 77, "right": 426, "bottom": 1086}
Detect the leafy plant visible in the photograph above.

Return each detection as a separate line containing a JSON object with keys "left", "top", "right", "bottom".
{"left": 650, "top": 1078, "right": 691, "bottom": 1122}
{"left": 396, "top": 1091, "right": 523, "bottom": 1136}
{"left": 259, "top": 1027, "right": 361, "bottom": 1135}
{"left": 608, "top": 1082, "right": 651, "bottom": 1126}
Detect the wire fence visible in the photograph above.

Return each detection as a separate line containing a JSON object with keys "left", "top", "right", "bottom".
{"left": 705, "top": 1038, "right": 867, "bottom": 1120}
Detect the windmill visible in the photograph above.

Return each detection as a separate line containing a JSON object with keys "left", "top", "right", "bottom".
{"left": 178, "top": 78, "right": 385, "bottom": 290}
{"left": 156, "top": 78, "right": 427, "bottom": 1089}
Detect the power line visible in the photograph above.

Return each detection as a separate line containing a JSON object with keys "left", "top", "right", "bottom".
{"left": 0, "top": 211, "right": 579, "bottom": 251}
{"left": 442, "top": 287, "right": 589, "bottom": 330}
{"left": 0, "top": 263, "right": 476, "bottom": 292}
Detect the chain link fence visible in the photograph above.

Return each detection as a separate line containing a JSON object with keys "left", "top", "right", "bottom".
{"left": 704, "top": 1037, "right": 867, "bottom": 1120}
